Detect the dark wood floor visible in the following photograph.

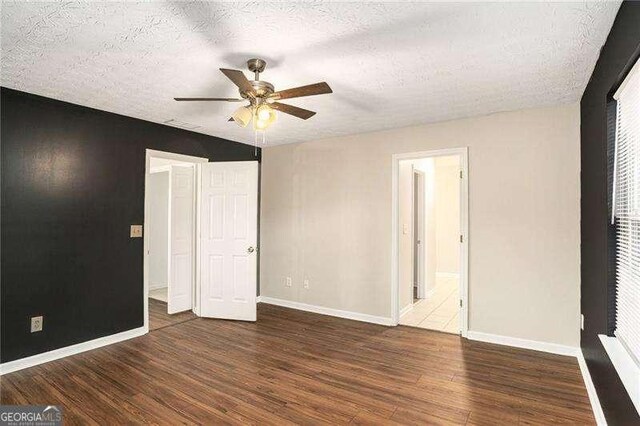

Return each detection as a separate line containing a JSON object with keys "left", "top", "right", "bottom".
{"left": 149, "top": 297, "right": 198, "bottom": 331}
{"left": 1, "top": 304, "right": 593, "bottom": 425}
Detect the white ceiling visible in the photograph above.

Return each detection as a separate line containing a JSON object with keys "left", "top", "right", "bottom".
{"left": 1, "top": 1, "right": 620, "bottom": 146}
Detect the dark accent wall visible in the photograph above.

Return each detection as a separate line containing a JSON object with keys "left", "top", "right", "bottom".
{"left": 1, "top": 88, "right": 260, "bottom": 363}
{"left": 580, "top": 2, "right": 640, "bottom": 424}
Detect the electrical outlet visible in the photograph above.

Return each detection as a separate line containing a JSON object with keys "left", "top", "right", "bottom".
{"left": 130, "top": 225, "right": 143, "bottom": 238}
{"left": 303, "top": 279, "right": 309, "bottom": 289}
{"left": 285, "top": 277, "right": 292, "bottom": 287}
{"left": 31, "top": 316, "right": 43, "bottom": 333}
{"left": 581, "top": 314, "right": 585, "bottom": 331}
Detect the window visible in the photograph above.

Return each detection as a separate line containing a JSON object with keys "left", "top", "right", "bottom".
{"left": 612, "top": 56, "right": 640, "bottom": 367}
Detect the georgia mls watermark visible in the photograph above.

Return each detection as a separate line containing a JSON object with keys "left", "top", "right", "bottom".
{"left": 0, "top": 405, "right": 62, "bottom": 425}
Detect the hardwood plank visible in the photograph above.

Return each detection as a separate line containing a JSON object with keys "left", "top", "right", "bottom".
{"left": 149, "top": 297, "right": 197, "bottom": 331}
{"left": 0, "top": 304, "right": 595, "bottom": 425}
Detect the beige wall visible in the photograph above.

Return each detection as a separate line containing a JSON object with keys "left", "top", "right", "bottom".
{"left": 260, "top": 103, "right": 580, "bottom": 346}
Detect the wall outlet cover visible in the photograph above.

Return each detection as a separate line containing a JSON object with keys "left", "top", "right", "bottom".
{"left": 31, "top": 316, "right": 43, "bottom": 333}
{"left": 130, "top": 225, "right": 143, "bottom": 238}
{"left": 285, "top": 277, "right": 292, "bottom": 287}
{"left": 303, "top": 279, "right": 309, "bottom": 289}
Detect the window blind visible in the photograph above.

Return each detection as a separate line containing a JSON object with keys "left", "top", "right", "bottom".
{"left": 612, "top": 57, "right": 640, "bottom": 366}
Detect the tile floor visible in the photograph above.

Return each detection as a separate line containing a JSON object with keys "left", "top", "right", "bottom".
{"left": 149, "top": 287, "right": 168, "bottom": 303}
{"left": 399, "top": 274, "right": 459, "bottom": 334}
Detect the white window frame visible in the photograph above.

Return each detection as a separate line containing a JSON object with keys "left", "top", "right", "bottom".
{"left": 602, "top": 56, "right": 640, "bottom": 416}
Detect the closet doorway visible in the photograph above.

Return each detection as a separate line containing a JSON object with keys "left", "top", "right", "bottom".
{"left": 145, "top": 150, "right": 206, "bottom": 330}
{"left": 143, "top": 149, "right": 260, "bottom": 332}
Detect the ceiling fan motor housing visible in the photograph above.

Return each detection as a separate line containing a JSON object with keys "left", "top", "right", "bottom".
{"left": 242, "top": 58, "right": 273, "bottom": 100}
{"left": 242, "top": 80, "right": 274, "bottom": 100}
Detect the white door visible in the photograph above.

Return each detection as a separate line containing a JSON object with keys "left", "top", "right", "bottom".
{"left": 199, "top": 161, "right": 258, "bottom": 321}
{"left": 168, "top": 165, "right": 194, "bottom": 314}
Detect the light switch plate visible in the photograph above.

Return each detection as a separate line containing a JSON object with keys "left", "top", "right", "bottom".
{"left": 130, "top": 225, "right": 143, "bottom": 238}
{"left": 31, "top": 316, "right": 43, "bottom": 333}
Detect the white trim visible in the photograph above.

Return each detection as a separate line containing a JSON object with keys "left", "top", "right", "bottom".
{"left": 146, "top": 149, "right": 210, "bottom": 165}
{"left": 467, "top": 331, "right": 579, "bottom": 357}
{"left": 613, "top": 55, "right": 640, "bottom": 100}
{"left": 400, "top": 303, "right": 414, "bottom": 317}
{"left": 144, "top": 149, "right": 208, "bottom": 330}
{"left": 260, "top": 297, "right": 393, "bottom": 326}
{"left": 149, "top": 281, "right": 167, "bottom": 291}
{"left": 577, "top": 350, "right": 608, "bottom": 426}
{"left": 391, "top": 148, "right": 469, "bottom": 337}
{"left": 256, "top": 295, "right": 263, "bottom": 303}
{"left": 150, "top": 165, "right": 172, "bottom": 174}
{"left": 0, "top": 327, "right": 146, "bottom": 375}
{"left": 599, "top": 335, "right": 640, "bottom": 416}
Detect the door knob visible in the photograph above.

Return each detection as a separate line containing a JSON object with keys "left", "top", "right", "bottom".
{"left": 247, "top": 246, "right": 255, "bottom": 253}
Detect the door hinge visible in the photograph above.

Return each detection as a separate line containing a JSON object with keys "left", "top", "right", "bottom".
{"left": 459, "top": 234, "right": 463, "bottom": 243}
{"left": 459, "top": 170, "right": 463, "bottom": 179}
{"left": 459, "top": 299, "right": 463, "bottom": 308}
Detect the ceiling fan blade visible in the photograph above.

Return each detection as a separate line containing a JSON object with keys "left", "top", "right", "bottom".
{"left": 220, "top": 68, "right": 255, "bottom": 97}
{"left": 271, "top": 102, "right": 316, "bottom": 120}
{"left": 270, "top": 82, "right": 332, "bottom": 101}
{"left": 174, "top": 97, "right": 244, "bottom": 102}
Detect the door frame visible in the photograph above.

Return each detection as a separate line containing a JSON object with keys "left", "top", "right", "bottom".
{"left": 391, "top": 148, "right": 469, "bottom": 337}
{"left": 412, "top": 168, "right": 426, "bottom": 299}
{"left": 143, "top": 149, "right": 208, "bottom": 331}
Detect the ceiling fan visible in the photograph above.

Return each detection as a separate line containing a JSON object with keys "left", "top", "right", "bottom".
{"left": 174, "top": 58, "right": 332, "bottom": 133}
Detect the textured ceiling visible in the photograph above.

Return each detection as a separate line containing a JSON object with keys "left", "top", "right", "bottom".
{"left": 1, "top": 1, "right": 620, "bottom": 146}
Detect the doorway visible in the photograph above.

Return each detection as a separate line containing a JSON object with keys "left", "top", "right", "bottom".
{"left": 143, "top": 150, "right": 259, "bottom": 331}
{"left": 391, "top": 148, "right": 468, "bottom": 336}
{"left": 144, "top": 150, "right": 207, "bottom": 331}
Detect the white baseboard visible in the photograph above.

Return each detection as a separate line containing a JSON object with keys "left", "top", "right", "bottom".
{"left": 400, "top": 303, "right": 413, "bottom": 317}
{"left": 467, "top": 331, "right": 579, "bottom": 357}
{"left": 577, "top": 350, "right": 608, "bottom": 425}
{"left": 259, "top": 296, "right": 393, "bottom": 326}
{"left": 149, "top": 282, "right": 167, "bottom": 291}
{"left": 0, "top": 326, "right": 147, "bottom": 375}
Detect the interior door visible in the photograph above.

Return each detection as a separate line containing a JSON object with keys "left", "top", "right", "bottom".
{"left": 199, "top": 161, "right": 258, "bottom": 321}
{"left": 167, "top": 165, "right": 194, "bottom": 314}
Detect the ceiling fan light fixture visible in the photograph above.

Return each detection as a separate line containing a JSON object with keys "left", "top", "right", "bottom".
{"left": 254, "top": 118, "right": 269, "bottom": 131}
{"left": 231, "top": 106, "right": 252, "bottom": 127}
{"left": 254, "top": 104, "right": 277, "bottom": 130}
{"left": 256, "top": 104, "right": 273, "bottom": 121}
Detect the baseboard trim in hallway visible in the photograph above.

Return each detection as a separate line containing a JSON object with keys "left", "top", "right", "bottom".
{"left": 259, "top": 296, "right": 394, "bottom": 326}
{"left": 0, "top": 326, "right": 147, "bottom": 375}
